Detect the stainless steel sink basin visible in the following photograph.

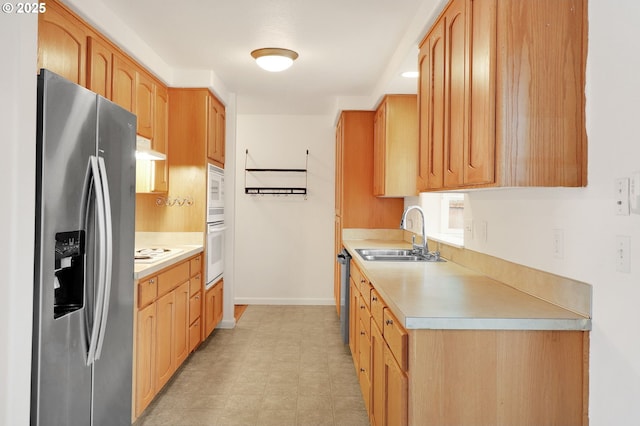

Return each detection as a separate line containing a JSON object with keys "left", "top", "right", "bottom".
{"left": 355, "top": 248, "right": 445, "bottom": 262}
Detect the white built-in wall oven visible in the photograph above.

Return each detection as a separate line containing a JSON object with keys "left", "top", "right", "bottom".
{"left": 206, "top": 164, "right": 225, "bottom": 289}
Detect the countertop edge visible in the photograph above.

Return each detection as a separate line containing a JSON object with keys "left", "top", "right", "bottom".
{"left": 405, "top": 317, "right": 592, "bottom": 331}
{"left": 134, "top": 245, "right": 204, "bottom": 280}
{"left": 342, "top": 238, "right": 590, "bottom": 332}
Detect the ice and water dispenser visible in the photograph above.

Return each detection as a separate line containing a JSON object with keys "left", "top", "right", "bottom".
{"left": 54, "top": 231, "right": 85, "bottom": 319}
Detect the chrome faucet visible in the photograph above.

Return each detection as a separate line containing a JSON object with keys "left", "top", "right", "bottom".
{"left": 400, "top": 205, "right": 428, "bottom": 255}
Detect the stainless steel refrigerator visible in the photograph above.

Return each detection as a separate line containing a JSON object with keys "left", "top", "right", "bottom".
{"left": 32, "top": 69, "right": 136, "bottom": 425}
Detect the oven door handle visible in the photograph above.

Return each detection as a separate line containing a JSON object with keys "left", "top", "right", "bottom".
{"left": 208, "top": 226, "right": 227, "bottom": 234}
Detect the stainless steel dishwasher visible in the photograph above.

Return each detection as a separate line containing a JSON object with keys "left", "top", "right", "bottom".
{"left": 336, "top": 249, "right": 351, "bottom": 344}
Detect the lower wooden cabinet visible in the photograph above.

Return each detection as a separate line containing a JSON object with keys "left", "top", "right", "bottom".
{"left": 350, "top": 261, "right": 588, "bottom": 426}
{"left": 204, "top": 279, "right": 223, "bottom": 339}
{"left": 134, "top": 254, "right": 202, "bottom": 419}
{"left": 135, "top": 302, "right": 156, "bottom": 416}
{"left": 384, "top": 344, "right": 408, "bottom": 426}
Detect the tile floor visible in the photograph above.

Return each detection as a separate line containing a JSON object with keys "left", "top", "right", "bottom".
{"left": 134, "top": 305, "right": 370, "bottom": 426}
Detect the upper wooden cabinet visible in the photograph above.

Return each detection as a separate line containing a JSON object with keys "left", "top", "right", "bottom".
{"left": 136, "top": 71, "right": 155, "bottom": 139}
{"left": 37, "top": 2, "right": 87, "bottom": 86}
{"left": 87, "top": 37, "right": 112, "bottom": 99}
{"left": 111, "top": 53, "right": 136, "bottom": 113}
{"left": 206, "top": 95, "right": 226, "bottom": 167}
{"left": 418, "top": 0, "right": 587, "bottom": 191}
{"left": 335, "top": 111, "right": 404, "bottom": 228}
{"left": 373, "top": 95, "right": 418, "bottom": 197}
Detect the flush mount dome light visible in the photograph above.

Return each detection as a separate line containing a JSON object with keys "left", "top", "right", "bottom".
{"left": 401, "top": 71, "right": 419, "bottom": 78}
{"left": 251, "top": 48, "right": 299, "bottom": 72}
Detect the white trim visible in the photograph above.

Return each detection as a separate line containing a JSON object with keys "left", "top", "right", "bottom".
{"left": 234, "top": 298, "right": 334, "bottom": 306}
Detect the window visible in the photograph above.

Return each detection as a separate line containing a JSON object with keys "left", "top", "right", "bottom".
{"left": 440, "top": 193, "right": 464, "bottom": 235}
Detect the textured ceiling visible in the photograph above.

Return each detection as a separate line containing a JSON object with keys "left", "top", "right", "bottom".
{"left": 80, "top": 0, "right": 444, "bottom": 114}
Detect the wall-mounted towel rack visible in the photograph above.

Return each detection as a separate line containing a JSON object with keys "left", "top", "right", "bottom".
{"left": 244, "top": 149, "right": 309, "bottom": 197}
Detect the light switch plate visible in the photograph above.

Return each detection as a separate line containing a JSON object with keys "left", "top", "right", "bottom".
{"left": 615, "top": 178, "right": 630, "bottom": 215}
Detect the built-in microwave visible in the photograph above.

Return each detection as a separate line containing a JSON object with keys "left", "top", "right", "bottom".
{"left": 207, "top": 164, "right": 224, "bottom": 223}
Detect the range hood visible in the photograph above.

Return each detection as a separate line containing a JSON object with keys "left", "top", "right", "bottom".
{"left": 135, "top": 136, "right": 166, "bottom": 161}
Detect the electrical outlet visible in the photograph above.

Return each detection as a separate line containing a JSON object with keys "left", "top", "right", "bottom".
{"left": 553, "top": 229, "right": 564, "bottom": 259}
{"left": 616, "top": 235, "right": 631, "bottom": 273}
{"left": 615, "top": 177, "right": 630, "bottom": 215}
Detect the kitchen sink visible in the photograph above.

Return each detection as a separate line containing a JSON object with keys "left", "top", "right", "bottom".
{"left": 355, "top": 248, "right": 445, "bottom": 262}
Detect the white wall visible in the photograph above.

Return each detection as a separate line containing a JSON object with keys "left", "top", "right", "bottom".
{"left": 438, "top": 2, "right": 640, "bottom": 424}
{"left": 0, "top": 12, "right": 37, "bottom": 425}
{"left": 234, "top": 115, "right": 335, "bottom": 305}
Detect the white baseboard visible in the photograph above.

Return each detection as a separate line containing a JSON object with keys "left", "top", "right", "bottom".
{"left": 234, "top": 297, "right": 334, "bottom": 306}
{"left": 217, "top": 319, "right": 236, "bottom": 329}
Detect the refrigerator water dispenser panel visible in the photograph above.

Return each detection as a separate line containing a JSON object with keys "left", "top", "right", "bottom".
{"left": 54, "top": 230, "right": 85, "bottom": 319}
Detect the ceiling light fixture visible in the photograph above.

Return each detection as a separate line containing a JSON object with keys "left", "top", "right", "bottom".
{"left": 251, "top": 48, "right": 299, "bottom": 72}
{"left": 401, "top": 71, "right": 419, "bottom": 78}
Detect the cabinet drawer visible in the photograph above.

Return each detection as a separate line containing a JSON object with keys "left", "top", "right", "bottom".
{"left": 189, "top": 318, "right": 201, "bottom": 353}
{"left": 190, "top": 255, "right": 202, "bottom": 277}
{"left": 383, "top": 308, "right": 408, "bottom": 371}
{"left": 350, "top": 263, "right": 364, "bottom": 286}
{"left": 138, "top": 277, "right": 157, "bottom": 308}
{"left": 189, "top": 274, "right": 202, "bottom": 295}
{"left": 157, "top": 260, "right": 189, "bottom": 295}
{"left": 189, "top": 291, "right": 201, "bottom": 324}
{"left": 370, "top": 288, "right": 385, "bottom": 332}
{"left": 358, "top": 298, "right": 371, "bottom": 338}
{"left": 360, "top": 281, "right": 372, "bottom": 310}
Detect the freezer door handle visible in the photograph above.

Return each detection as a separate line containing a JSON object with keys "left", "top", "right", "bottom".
{"left": 94, "top": 156, "right": 113, "bottom": 360}
{"left": 83, "top": 155, "right": 108, "bottom": 366}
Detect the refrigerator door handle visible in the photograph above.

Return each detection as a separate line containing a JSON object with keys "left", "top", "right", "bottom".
{"left": 94, "top": 156, "right": 113, "bottom": 360}
{"left": 85, "top": 155, "right": 108, "bottom": 366}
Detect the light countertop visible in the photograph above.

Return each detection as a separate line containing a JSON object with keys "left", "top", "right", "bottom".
{"left": 342, "top": 237, "right": 591, "bottom": 331}
{"left": 134, "top": 232, "right": 204, "bottom": 280}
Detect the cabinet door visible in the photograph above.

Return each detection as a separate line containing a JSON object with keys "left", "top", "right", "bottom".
{"left": 373, "top": 103, "right": 386, "bottom": 196}
{"left": 334, "top": 116, "right": 344, "bottom": 216}
{"left": 112, "top": 53, "right": 136, "bottom": 113}
{"left": 189, "top": 318, "right": 201, "bottom": 353}
{"left": 465, "top": 0, "right": 496, "bottom": 185}
{"left": 206, "top": 95, "right": 225, "bottom": 165}
{"left": 419, "top": 18, "right": 445, "bottom": 190}
{"left": 135, "top": 302, "right": 156, "bottom": 417}
{"left": 204, "top": 280, "right": 223, "bottom": 339}
{"left": 152, "top": 84, "right": 169, "bottom": 192}
{"left": 87, "top": 37, "right": 112, "bottom": 99}
{"left": 216, "top": 107, "right": 226, "bottom": 165}
{"left": 349, "top": 279, "right": 360, "bottom": 370}
{"left": 213, "top": 280, "right": 224, "bottom": 326}
{"left": 155, "top": 290, "right": 175, "bottom": 391}
{"left": 174, "top": 281, "right": 190, "bottom": 368}
{"left": 443, "top": 0, "right": 467, "bottom": 188}
{"left": 359, "top": 318, "right": 371, "bottom": 415}
{"left": 206, "top": 95, "right": 217, "bottom": 163}
{"left": 136, "top": 71, "right": 154, "bottom": 139}
{"left": 37, "top": 3, "right": 86, "bottom": 86}
{"left": 333, "top": 215, "right": 342, "bottom": 316}
{"left": 370, "top": 321, "right": 385, "bottom": 426}
{"left": 384, "top": 345, "right": 408, "bottom": 426}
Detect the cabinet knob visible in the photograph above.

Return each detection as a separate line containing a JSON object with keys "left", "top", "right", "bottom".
{"left": 360, "top": 331, "right": 365, "bottom": 336}
{"left": 372, "top": 296, "right": 378, "bottom": 302}
{"left": 360, "top": 368, "right": 366, "bottom": 373}
{"left": 360, "top": 305, "right": 365, "bottom": 310}
{"left": 360, "top": 278, "right": 366, "bottom": 283}
{"left": 386, "top": 319, "right": 393, "bottom": 325}
{"left": 149, "top": 279, "right": 155, "bottom": 284}
{"left": 195, "top": 296, "right": 200, "bottom": 300}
